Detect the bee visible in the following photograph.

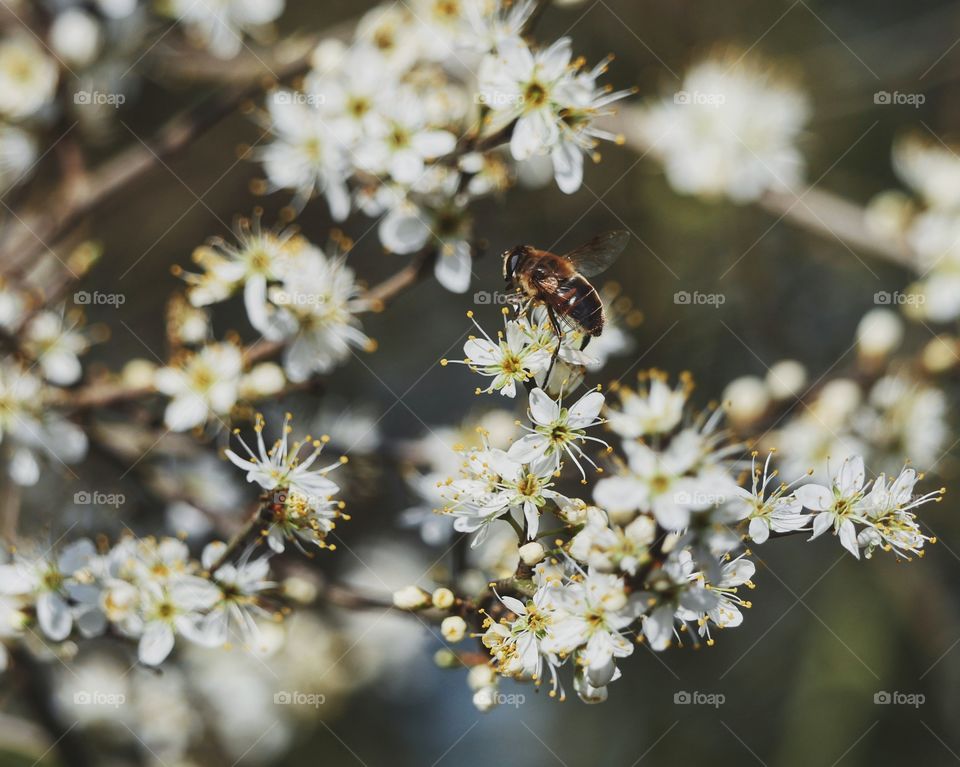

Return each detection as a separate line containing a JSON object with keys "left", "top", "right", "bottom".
{"left": 502, "top": 230, "right": 629, "bottom": 380}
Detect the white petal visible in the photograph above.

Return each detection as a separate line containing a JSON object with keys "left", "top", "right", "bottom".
{"left": 839, "top": 519, "right": 861, "bottom": 558}
{"left": 528, "top": 387, "right": 560, "bottom": 424}
{"left": 795, "top": 484, "right": 833, "bottom": 512}
{"left": 163, "top": 395, "right": 208, "bottom": 431}
{"left": 139, "top": 621, "right": 175, "bottom": 665}
{"left": 567, "top": 390, "right": 604, "bottom": 428}
{"left": 434, "top": 240, "right": 472, "bottom": 293}
{"left": 37, "top": 592, "right": 72, "bottom": 641}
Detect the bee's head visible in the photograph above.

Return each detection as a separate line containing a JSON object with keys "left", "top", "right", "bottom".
{"left": 502, "top": 246, "right": 526, "bottom": 283}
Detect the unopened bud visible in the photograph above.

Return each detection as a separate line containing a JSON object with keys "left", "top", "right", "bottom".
{"left": 518, "top": 541, "right": 546, "bottom": 566}
{"left": 441, "top": 616, "right": 467, "bottom": 643}
{"left": 432, "top": 587, "right": 455, "bottom": 609}
{"left": 392, "top": 585, "right": 430, "bottom": 610}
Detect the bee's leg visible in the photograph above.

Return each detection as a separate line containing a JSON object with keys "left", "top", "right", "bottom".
{"left": 544, "top": 305, "right": 563, "bottom": 388}
{"left": 580, "top": 334, "right": 592, "bottom": 351}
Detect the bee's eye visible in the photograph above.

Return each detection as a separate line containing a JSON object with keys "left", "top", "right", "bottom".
{"left": 504, "top": 251, "right": 521, "bottom": 280}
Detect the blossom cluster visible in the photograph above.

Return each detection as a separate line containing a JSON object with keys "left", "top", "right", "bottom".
{"left": 422, "top": 312, "right": 942, "bottom": 705}
{"left": 256, "top": 1, "right": 632, "bottom": 292}
{"left": 0, "top": 535, "right": 274, "bottom": 667}
{"left": 637, "top": 50, "right": 810, "bottom": 203}
{"left": 867, "top": 134, "right": 960, "bottom": 322}
{"left": 0, "top": 414, "right": 345, "bottom": 671}
{"left": 0, "top": 335, "right": 90, "bottom": 487}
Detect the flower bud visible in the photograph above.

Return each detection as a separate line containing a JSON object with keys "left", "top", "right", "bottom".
{"left": 431, "top": 587, "right": 455, "bottom": 609}
{"left": 922, "top": 335, "right": 958, "bottom": 373}
{"left": 282, "top": 576, "right": 318, "bottom": 605}
{"left": 122, "top": 359, "right": 156, "bottom": 388}
{"left": 518, "top": 541, "right": 545, "bottom": 566}
{"left": 814, "top": 379, "right": 861, "bottom": 426}
{"left": 722, "top": 376, "right": 769, "bottom": 426}
{"left": 765, "top": 359, "right": 806, "bottom": 400}
{"left": 467, "top": 664, "right": 497, "bottom": 691}
{"left": 857, "top": 308, "right": 903, "bottom": 359}
{"left": 441, "top": 616, "right": 467, "bottom": 642}
{"left": 392, "top": 585, "right": 430, "bottom": 610}
{"left": 50, "top": 10, "right": 101, "bottom": 68}
{"left": 472, "top": 687, "right": 498, "bottom": 712}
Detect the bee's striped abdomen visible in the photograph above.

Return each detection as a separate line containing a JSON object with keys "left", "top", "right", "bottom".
{"left": 556, "top": 275, "right": 604, "bottom": 336}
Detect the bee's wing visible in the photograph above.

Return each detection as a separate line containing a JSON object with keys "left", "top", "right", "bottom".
{"left": 562, "top": 230, "right": 629, "bottom": 278}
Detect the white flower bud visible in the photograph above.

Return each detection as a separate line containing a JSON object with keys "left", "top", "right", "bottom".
{"left": 282, "top": 576, "right": 318, "bottom": 605}
{"left": 765, "top": 359, "right": 807, "bottom": 400}
{"left": 864, "top": 190, "right": 913, "bottom": 240}
{"left": 922, "top": 335, "right": 958, "bottom": 373}
{"left": 472, "top": 687, "right": 498, "bottom": 712}
{"left": 518, "top": 541, "right": 545, "bottom": 566}
{"left": 814, "top": 379, "right": 862, "bottom": 426}
{"left": 722, "top": 376, "right": 769, "bottom": 425}
{"left": 241, "top": 362, "right": 286, "bottom": 398}
{"left": 392, "top": 585, "right": 430, "bottom": 610}
{"left": 310, "top": 39, "right": 347, "bottom": 72}
{"left": 441, "top": 616, "right": 467, "bottom": 643}
{"left": 431, "top": 587, "right": 455, "bottom": 609}
{"left": 121, "top": 358, "right": 156, "bottom": 388}
{"left": 467, "top": 664, "right": 497, "bottom": 691}
{"left": 857, "top": 308, "right": 903, "bottom": 359}
{"left": 50, "top": 10, "right": 101, "bottom": 68}
{"left": 96, "top": 0, "right": 138, "bottom": 18}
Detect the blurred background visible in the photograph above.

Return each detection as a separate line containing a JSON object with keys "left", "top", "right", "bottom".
{"left": 6, "top": 0, "right": 960, "bottom": 764}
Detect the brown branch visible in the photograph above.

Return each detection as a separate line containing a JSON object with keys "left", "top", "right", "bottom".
{"left": 1, "top": 43, "right": 320, "bottom": 277}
